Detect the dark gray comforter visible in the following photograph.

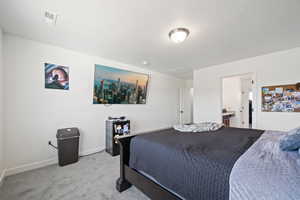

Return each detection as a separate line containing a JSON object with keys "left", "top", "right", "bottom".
{"left": 129, "top": 127, "right": 263, "bottom": 200}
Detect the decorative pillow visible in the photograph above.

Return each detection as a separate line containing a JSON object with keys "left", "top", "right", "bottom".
{"left": 173, "top": 124, "right": 197, "bottom": 132}
{"left": 173, "top": 122, "right": 223, "bottom": 133}
{"left": 298, "top": 149, "right": 300, "bottom": 166}
{"left": 192, "top": 122, "right": 223, "bottom": 132}
{"left": 279, "top": 127, "right": 300, "bottom": 151}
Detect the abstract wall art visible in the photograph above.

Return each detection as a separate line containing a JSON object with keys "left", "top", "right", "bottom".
{"left": 45, "top": 63, "right": 69, "bottom": 90}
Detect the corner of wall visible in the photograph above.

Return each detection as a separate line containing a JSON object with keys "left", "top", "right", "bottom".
{"left": 0, "top": 169, "right": 6, "bottom": 187}
{"left": 0, "top": 26, "right": 5, "bottom": 186}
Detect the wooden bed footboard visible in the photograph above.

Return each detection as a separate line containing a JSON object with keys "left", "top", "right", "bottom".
{"left": 115, "top": 133, "right": 181, "bottom": 200}
{"left": 115, "top": 135, "right": 134, "bottom": 192}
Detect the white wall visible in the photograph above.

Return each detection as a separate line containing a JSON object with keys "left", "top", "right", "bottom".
{"left": 3, "top": 34, "right": 183, "bottom": 174}
{"left": 222, "top": 76, "right": 241, "bottom": 127}
{"left": 0, "top": 27, "right": 4, "bottom": 181}
{"left": 194, "top": 47, "right": 300, "bottom": 131}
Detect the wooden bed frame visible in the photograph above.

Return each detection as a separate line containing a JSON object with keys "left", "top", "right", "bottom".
{"left": 115, "top": 134, "right": 181, "bottom": 200}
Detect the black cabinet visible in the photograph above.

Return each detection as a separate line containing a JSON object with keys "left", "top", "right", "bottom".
{"left": 105, "top": 119, "right": 130, "bottom": 156}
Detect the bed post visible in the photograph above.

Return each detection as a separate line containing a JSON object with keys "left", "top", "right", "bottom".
{"left": 116, "top": 135, "right": 134, "bottom": 192}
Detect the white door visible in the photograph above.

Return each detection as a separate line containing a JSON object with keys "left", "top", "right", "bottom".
{"left": 179, "top": 87, "right": 194, "bottom": 125}
{"left": 179, "top": 88, "right": 184, "bottom": 125}
{"left": 240, "top": 78, "right": 253, "bottom": 128}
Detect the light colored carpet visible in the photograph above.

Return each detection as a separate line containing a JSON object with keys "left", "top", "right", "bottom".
{"left": 0, "top": 152, "right": 149, "bottom": 200}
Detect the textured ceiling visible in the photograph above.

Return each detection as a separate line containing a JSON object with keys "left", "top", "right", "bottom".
{"left": 0, "top": 0, "right": 300, "bottom": 79}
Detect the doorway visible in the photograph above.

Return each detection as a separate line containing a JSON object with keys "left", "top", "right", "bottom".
{"left": 222, "top": 74, "right": 254, "bottom": 128}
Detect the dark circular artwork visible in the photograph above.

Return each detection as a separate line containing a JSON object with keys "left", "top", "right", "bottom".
{"left": 45, "top": 63, "right": 69, "bottom": 90}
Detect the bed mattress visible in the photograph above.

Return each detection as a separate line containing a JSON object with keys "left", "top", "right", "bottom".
{"left": 129, "top": 127, "right": 263, "bottom": 200}
{"left": 230, "top": 130, "right": 300, "bottom": 200}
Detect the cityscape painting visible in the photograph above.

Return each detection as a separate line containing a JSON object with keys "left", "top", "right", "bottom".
{"left": 93, "top": 64, "right": 149, "bottom": 104}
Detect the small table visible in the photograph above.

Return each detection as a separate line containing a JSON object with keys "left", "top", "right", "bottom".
{"left": 222, "top": 112, "right": 235, "bottom": 127}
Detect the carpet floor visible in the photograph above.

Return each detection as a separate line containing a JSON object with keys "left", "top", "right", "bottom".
{"left": 0, "top": 152, "right": 149, "bottom": 200}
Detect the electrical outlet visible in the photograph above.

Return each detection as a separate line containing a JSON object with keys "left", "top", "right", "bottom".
{"left": 48, "top": 141, "right": 58, "bottom": 149}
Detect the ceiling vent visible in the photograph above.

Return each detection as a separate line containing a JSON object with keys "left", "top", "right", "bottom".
{"left": 44, "top": 11, "right": 58, "bottom": 25}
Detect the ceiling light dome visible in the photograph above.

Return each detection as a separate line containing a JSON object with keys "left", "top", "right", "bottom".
{"left": 169, "top": 28, "right": 190, "bottom": 43}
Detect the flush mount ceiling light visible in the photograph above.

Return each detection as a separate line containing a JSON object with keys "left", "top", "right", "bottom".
{"left": 169, "top": 28, "right": 190, "bottom": 43}
{"left": 142, "top": 60, "right": 150, "bottom": 65}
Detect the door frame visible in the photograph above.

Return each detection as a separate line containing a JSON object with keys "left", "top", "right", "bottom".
{"left": 220, "top": 72, "right": 257, "bottom": 129}
{"left": 179, "top": 88, "right": 184, "bottom": 125}
{"left": 240, "top": 77, "right": 253, "bottom": 128}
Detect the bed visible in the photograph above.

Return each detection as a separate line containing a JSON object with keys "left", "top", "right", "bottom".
{"left": 115, "top": 127, "right": 300, "bottom": 200}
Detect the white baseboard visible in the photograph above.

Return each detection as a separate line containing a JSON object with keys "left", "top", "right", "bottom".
{"left": 5, "top": 147, "right": 105, "bottom": 177}
{"left": 5, "top": 158, "right": 58, "bottom": 177}
{"left": 0, "top": 169, "right": 6, "bottom": 187}
{"left": 80, "top": 147, "right": 104, "bottom": 156}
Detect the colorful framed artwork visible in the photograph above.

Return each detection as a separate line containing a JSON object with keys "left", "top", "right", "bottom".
{"left": 262, "top": 84, "right": 300, "bottom": 112}
{"left": 45, "top": 63, "right": 69, "bottom": 90}
{"left": 93, "top": 64, "right": 149, "bottom": 104}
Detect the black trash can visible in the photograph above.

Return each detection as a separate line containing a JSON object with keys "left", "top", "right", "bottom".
{"left": 56, "top": 128, "right": 80, "bottom": 166}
